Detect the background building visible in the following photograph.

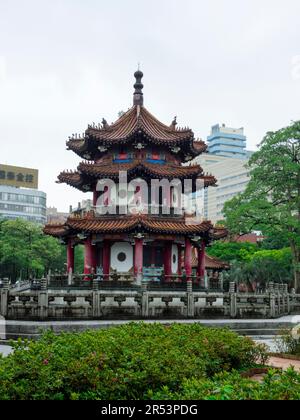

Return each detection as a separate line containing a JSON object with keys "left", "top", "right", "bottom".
{"left": 193, "top": 124, "right": 254, "bottom": 223}
{"left": 0, "top": 164, "right": 47, "bottom": 224}
{"left": 207, "top": 124, "right": 248, "bottom": 159}
{"left": 46, "top": 206, "right": 69, "bottom": 224}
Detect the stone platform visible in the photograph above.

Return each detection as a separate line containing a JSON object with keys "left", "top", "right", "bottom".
{"left": 1, "top": 316, "right": 299, "bottom": 341}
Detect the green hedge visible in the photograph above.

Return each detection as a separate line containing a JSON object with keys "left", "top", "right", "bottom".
{"left": 149, "top": 369, "right": 300, "bottom": 400}
{"left": 0, "top": 323, "right": 266, "bottom": 400}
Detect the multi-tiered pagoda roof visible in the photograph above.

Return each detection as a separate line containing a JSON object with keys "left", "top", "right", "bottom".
{"left": 67, "top": 105, "right": 207, "bottom": 161}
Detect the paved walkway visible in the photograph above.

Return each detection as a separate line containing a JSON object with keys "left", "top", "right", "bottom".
{"left": 0, "top": 345, "right": 12, "bottom": 357}
{"left": 268, "top": 356, "right": 300, "bottom": 372}
{"left": 4, "top": 315, "right": 300, "bottom": 326}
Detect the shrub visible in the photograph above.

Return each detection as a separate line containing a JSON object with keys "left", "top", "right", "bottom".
{"left": 0, "top": 323, "right": 265, "bottom": 400}
{"left": 275, "top": 326, "right": 300, "bottom": 356}
{"left": 149, "top": 369, "right": 300, "bottom": 400}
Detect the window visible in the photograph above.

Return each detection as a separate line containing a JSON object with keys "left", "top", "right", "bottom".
{"left": 117, "top": 252, "right": 127, "bottom": 262}
{"left": 113, "top": 151, "right": 134, "bottom": 163}
{"left": 146, "top": 151, "right": 166, "bottom": 164}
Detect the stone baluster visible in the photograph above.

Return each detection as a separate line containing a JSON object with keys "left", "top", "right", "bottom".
{"left": 283, "top": 284, "right": 290, "bottom": 314}
{"left": 68, "top": 268, "right": 73, "bottom": 286}
{"left": 187, "top": 280, "right": 194, "bottom": 318}
{"left": 274, "top": 284, "right": 280, "bottom": 315}
{"left": 0, "top": 278, "right": 9, "bottom": 317}
{"left": 279, "top": 284, "right": 285, "bottom": 313}
{"left": 92, "top": 289, "right": 101, "bottom": 318}
{"left": 2, "top": 278, "right": 9, "bottom": 291}
{"left": 268, "top": 282, "right": 275, "bottom": 318}
{"left": 219, "top": 272, "right": 224, "bottom": 291}
{"left": 92, "top": 277, "right": 99, "bottom": 291}
{"left": 141, "top": 280, "right": 149, "bottom": 318}
{"left": 38, "top": 278, "right": 48, "bottom": 319}
{"left": 229, "top": 282, "right": 237, "bottom": 318}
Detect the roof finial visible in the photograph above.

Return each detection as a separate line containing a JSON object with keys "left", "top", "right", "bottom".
{"left": 171, "top": 116, "right": 177, "bottom": 130}
{"left": 133, "top": 67, "right": 144, "bottom": 106}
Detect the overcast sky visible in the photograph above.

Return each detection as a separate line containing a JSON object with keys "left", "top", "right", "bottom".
{"left": 0, "top": 0, "right": 300, "bottom": 212}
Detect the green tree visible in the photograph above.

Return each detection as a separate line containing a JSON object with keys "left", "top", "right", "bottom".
{"left": 74, "top": 245, "right": 84, "bottom": 273}
{"left": 207, "top": 242, "right": 258, "bottom": 263}
{"left": 250, "top": 248, "right": 293, "bottom": 285}
{"left": 0, "top": 219, "right": 66, "bottom": 282}
{"left": 223, "top": 121, "right": 300, "bottom": 292}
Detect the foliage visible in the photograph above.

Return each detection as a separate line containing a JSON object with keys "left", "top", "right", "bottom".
{"left": 223, "top": 121, "right": 300, "bottom": 291}
{"left": 74, "top": 245, "right": 84, "bottom": 274}
{"left": 260, "top": 232, "right": 290, "bottom": 250}
{"left": 207, "top": 242, "right": 258, "bottom": 263}
{"left": 250, "top": 248, "right": 293, "bottom": 284}
{"left": 149, "top": 369, "right": 300, "bottom": 400}
{"left": 275, "top": 327, "right": 300, "bottom": 356}
{"left": 0, "top": 219, "right": 66, "bottom": 281}
{"left": 0, "top": 323, "right": 267, "bottom": 400}
{"left": 208, "top": 243, "right": 293, "bottom": 287}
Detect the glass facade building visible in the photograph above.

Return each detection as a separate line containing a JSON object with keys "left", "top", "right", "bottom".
{"left": 0, "top": 185, "right": 47, "bottom": 224}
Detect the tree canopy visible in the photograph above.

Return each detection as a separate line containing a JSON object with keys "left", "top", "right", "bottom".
{"left": 0, "top": 219, "right": 66, "bottom": 282}
{"left": 223, "top": 120, "right": 300, "bottom": 291}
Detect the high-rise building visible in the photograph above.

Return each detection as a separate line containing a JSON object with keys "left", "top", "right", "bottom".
{"left": 193, "top": 125, "right": 254, "bottom": 223}
{"left": 0, "top": 164, "right": 47, "bottom": 224}
{"left": 207, "top": 124, "right": 247, "bottom": 159}
{"left": 196, "top": 154, "right": 250, "bottom": 223}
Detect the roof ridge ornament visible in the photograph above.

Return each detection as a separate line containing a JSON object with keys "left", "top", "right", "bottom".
{"left": 102, "top": 118, "right": 109, "bottom": 129}
{"left": 170, "top": 116, "right": 177, "bottom": 130}
{"left": 133, "top": 68, "right": 144, "bottom": 106}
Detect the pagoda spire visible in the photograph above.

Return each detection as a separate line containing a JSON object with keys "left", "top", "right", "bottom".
{"left": 133, "top": 68, "right": 144, "bottom": 106}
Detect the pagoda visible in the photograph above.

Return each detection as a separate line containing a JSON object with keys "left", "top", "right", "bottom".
{"left": 44, "top": 70, "right": 227, "bottom": 283}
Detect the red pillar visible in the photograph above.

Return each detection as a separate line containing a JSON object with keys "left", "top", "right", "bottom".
{"left": 67, "top": 240, "right": 74, "bottom": 273}
{"left": 134, "top": 238, "right": 144, "bottom": 275}
{"left": 177, "top": 244, "right": 182, "bottom": 276}
{"left": 92, "top": 243, "right": 98, "bottom": 271}
{"left": 197, "top": 240, "right": 206, "bottom": 280}
{"left": 184, "top": 238, "right": 192, "bottom": 279}
{"left": 164, "top": 242, "right": 172, "bottom": 281}
{"left": 102, "top": 241, "right": 111, "bottom": 278}
{"left": 84, "top": 237, "right": 94, "bottom": 275}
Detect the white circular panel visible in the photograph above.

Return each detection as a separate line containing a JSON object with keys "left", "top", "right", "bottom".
{"left": 171, "top": 244, "right": 178, "bottom": 274}
{"left": 110, "top": 242, "right": 133, "bottom": 273}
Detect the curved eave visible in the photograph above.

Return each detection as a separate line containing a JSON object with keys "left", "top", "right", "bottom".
{"left": 43, "top": 224, "right": 70, "bottom": 238}
{"left": 205, "top": 254, "right": 230, "bottom": 270}
{"left": 86, "top": 106, "right": 194, "bottom": 144}
{"left": 57, "top": 172, "right": 93, "bottom": 192}
{"left": 210, "top": 227, "right": 228, "bottom": 240}
{"left": 64, "top": 214, "right": 214, "bottom": 236}
{"left": 190, "top": 251, "right": 230, "bottom": 270}
{"left": 87, "top": 129, "right": 194, "bottom": 151}
{"left": 199, "top": 175, "right": 218, "bottom": 188}
{"left": 191, "top": 140, "right": 208, "bottom": 156}
{"left": 78, "top": 161, "right": 203, "bottom": 181}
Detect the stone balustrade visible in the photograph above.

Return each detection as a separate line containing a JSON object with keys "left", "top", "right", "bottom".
{"left": 0, "top": 277, "right": 299, "bottom": 320}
